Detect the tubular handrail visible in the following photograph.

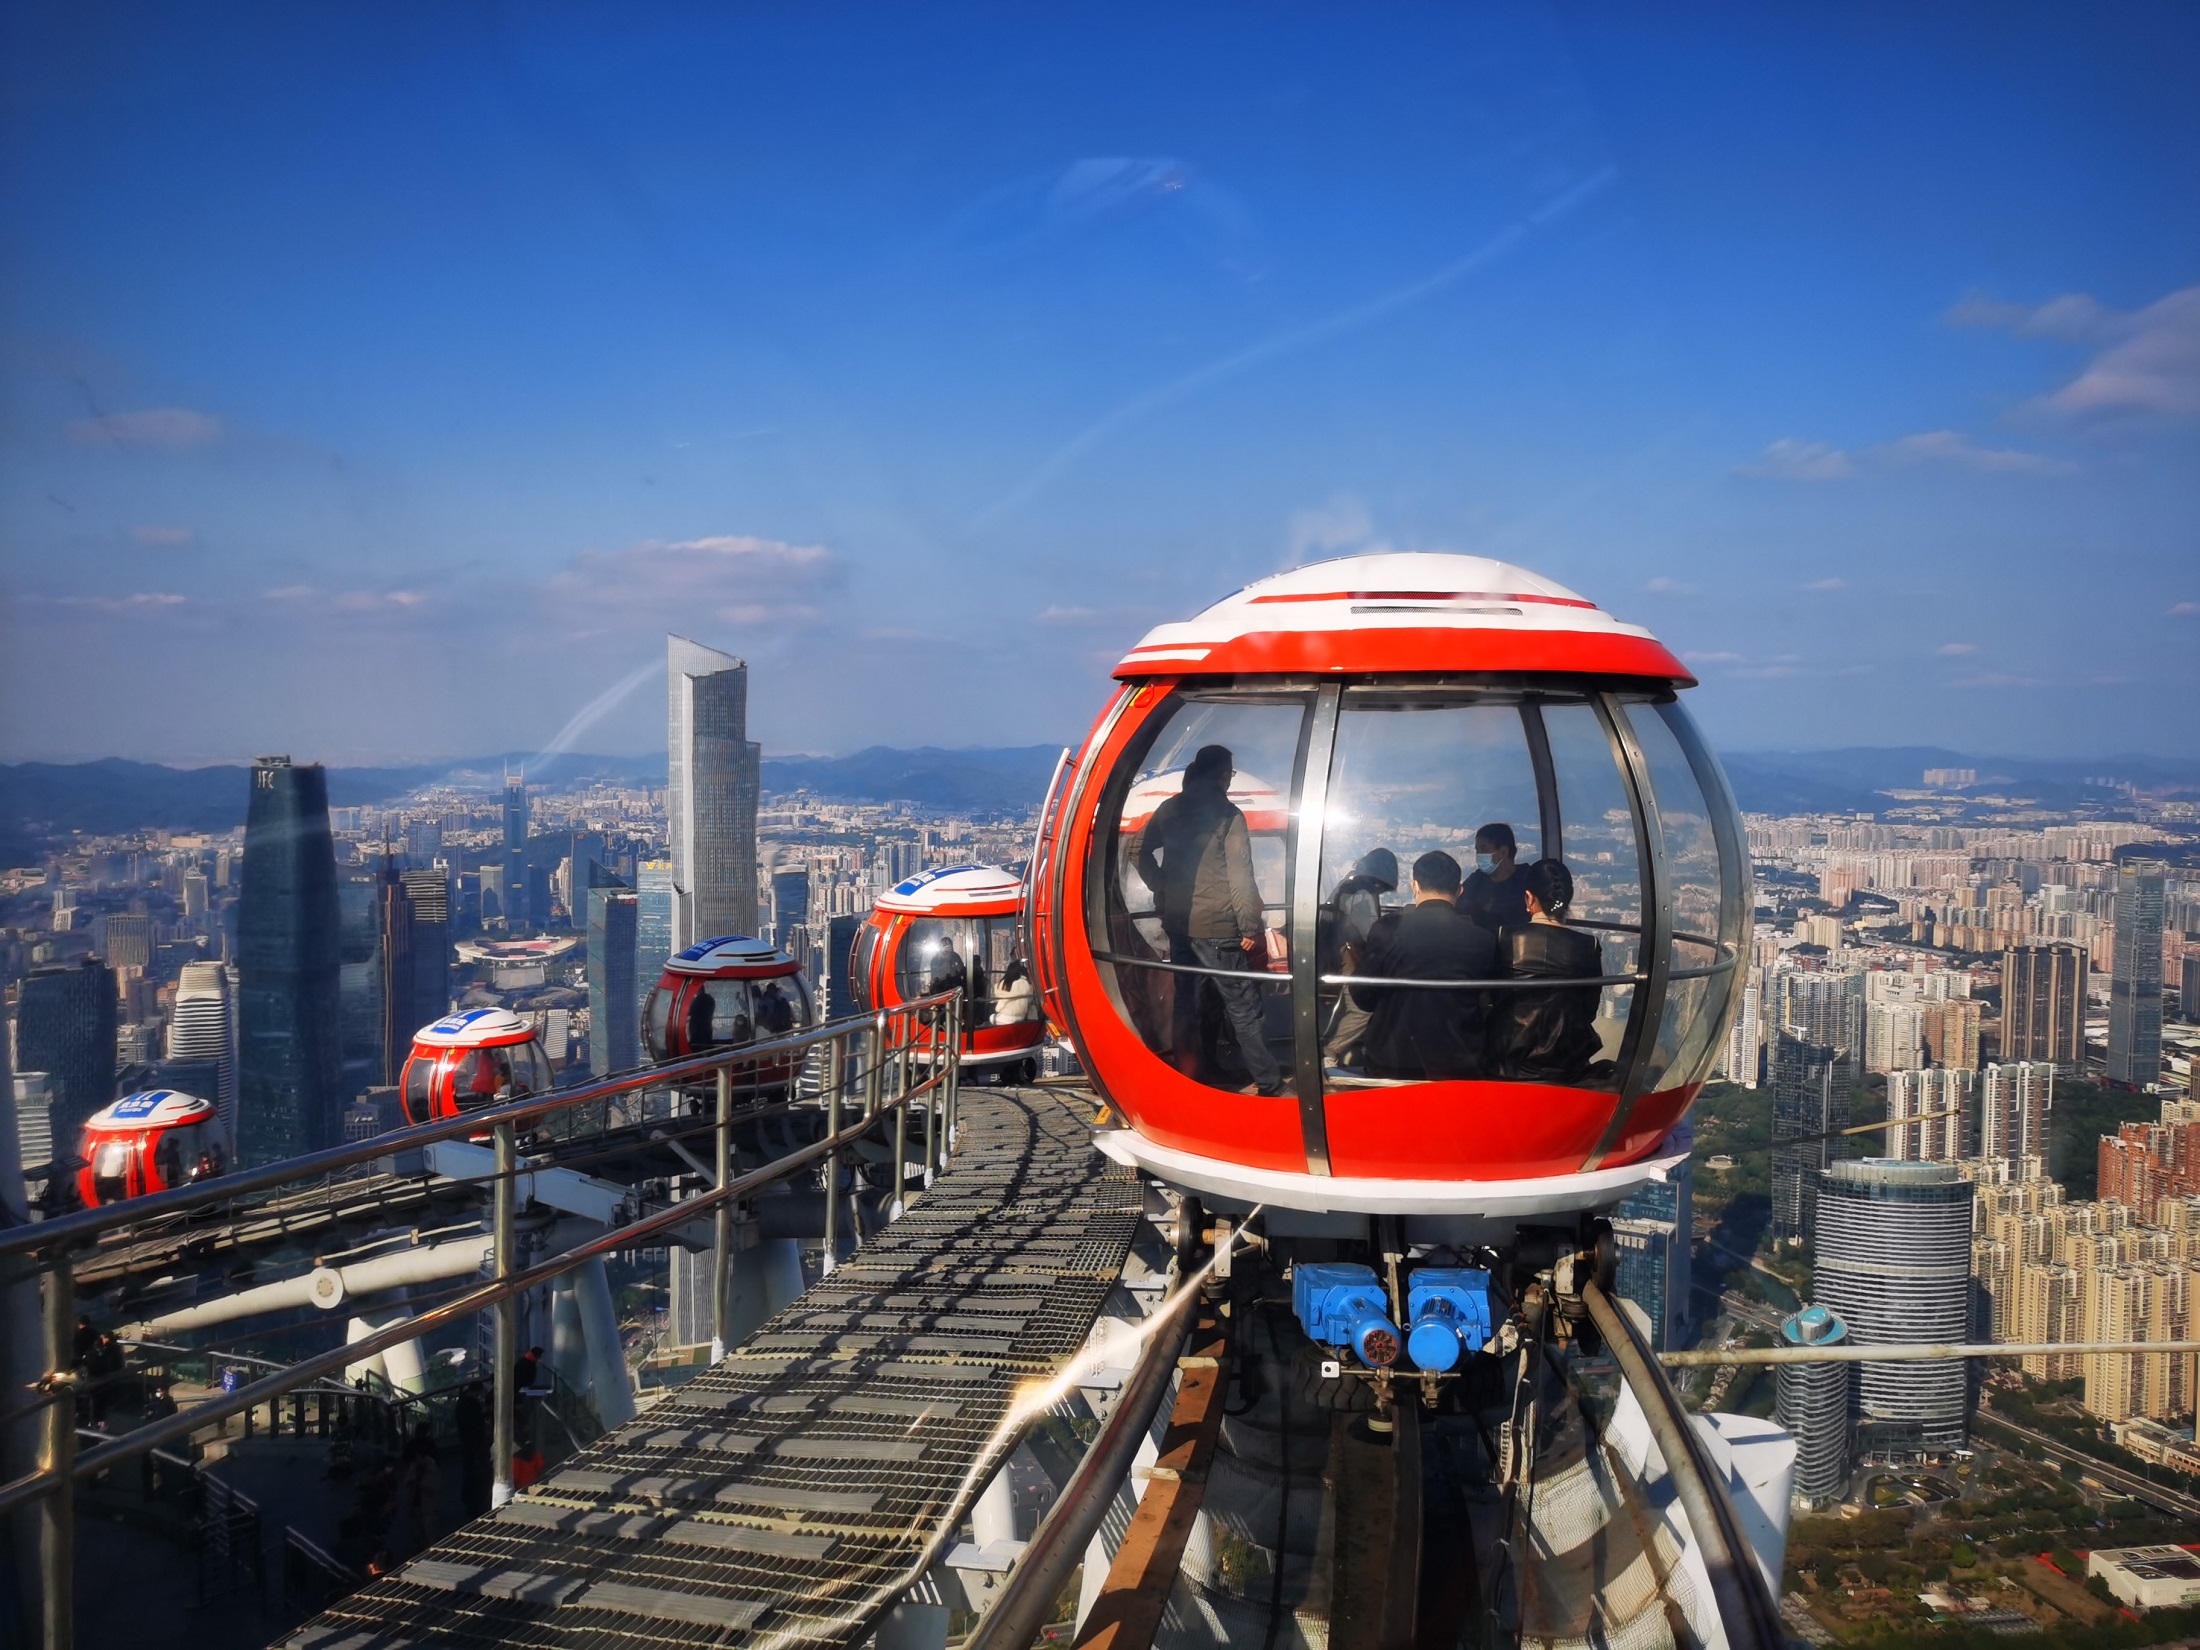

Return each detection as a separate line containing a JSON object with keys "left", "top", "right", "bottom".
{"left": 1089, "top": 948, "right": 1737, "bottom": 988}
{"left": 0, "top": 993, "right": 958, "bottom": 1263}
{"left": 1581, "top": 1279, "right": 1785, "bottom": 1650}
{"left": 0, "top": 1019, "right": 958, "bottom": 1524}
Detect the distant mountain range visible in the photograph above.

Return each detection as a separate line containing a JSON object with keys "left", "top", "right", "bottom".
{"left": 3, "top": 743, "right": 2190, "bottom": 863}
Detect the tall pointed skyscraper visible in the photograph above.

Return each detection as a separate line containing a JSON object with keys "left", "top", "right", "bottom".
{"left": 667, "top": 636, "right": 760, "bottom": 949}
{"left": 237, "top": 756, "right": 343, "bottom": 1164}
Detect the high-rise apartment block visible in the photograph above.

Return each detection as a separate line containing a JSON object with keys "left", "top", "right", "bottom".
{"left": 1864, "top": 1000, "right": 1925, "bottom": 1074}
{"left": 2003, "top": 944, "right": 2087, "bottom": 1069}
{"left": 1978, "top": 1061, "right": 2054, "bottom": 1164}
{"left": 1777, "top": 1305, "right": 1853, "bottom": 1507}
{"left": 1771, "top": 1034, "right": 1843, "bottom": 1241}
{"left": 237, "top": 756, "right": 344, "bottom": 1165}
{"left": 2108, "top": 860, "right": 2166, "bottom": 1087}
{"left": 1780, "top": 971, "right": 1863, "bottom": 1088}
{"left": 1720, "top": 974, "right": 1763, "bottom": 1087}
{"left": 13, "top": 958, "right": 117, "bottom": 1143}
{"left": 1813, "top": 1159, "right": 1974, "bottom": 1454}
{"left": 635, "top": 859, "right": 674, "bottom": 986}
{"left": 1925, "top": 998, "right": 1983, "bottom": 1071}
{"left": 667, "top": 636, "right": 760, "bottom": 951}
{"left": 2099, "top": 1102, "right": 2200, "bottom": 1223}
{"left": 1886, "top": 1067, "right": 1974, "bottom": 1162}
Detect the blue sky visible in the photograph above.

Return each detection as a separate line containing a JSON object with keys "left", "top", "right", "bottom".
{"left": 2, "top": 2, "right": 2195, "bottom": 766}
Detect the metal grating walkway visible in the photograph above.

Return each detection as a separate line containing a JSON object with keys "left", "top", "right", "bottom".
{"left": 281, "top": 1084, "right": 1137, "bottom": 1650}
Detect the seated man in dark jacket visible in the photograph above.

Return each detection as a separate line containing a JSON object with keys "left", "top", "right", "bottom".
{"left": 1490, "top": 859, "right": 1605, "bottom": 1084}
{"left": 1353, "top": 850, "right": 1501, "bottom": 1080}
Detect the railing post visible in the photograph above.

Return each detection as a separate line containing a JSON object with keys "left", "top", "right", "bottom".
{"left": 39, "top": 1253, "right": 75, "bottom": 1650}
{"left": 711, "top": 1065, "right": 732, "bottom": 1358}
{"left": 491, "top": 1119, "right": 516, "bottom": 1507}
{"left": 822, "top": 1036, "right": 845, "bottom": 1277}
{"left": 890, "top": 1036, "right": 911, "bottom": 1222}
{"left": 943, "top": 996, "right": 962, "bottom": 1162}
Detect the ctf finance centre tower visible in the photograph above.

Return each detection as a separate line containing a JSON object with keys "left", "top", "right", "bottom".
{"left": 667, "top": 636, "right": 760, "bottom": 952}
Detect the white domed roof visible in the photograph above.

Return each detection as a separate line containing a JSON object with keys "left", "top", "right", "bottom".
{"left": 664, "top": 934, "right": 802, "bottom": 977}
{"left": 413, "top": 1007, "right": 539, "bottom": 1048}
{"left": 1115, "top": 551, "right": 1689, "bottom": 683}
{"left": 88, "top": 1089, "right": 216, "bottom": 1130}
{"left": 876, "top": 864, "right": 1024, "bottom": 915}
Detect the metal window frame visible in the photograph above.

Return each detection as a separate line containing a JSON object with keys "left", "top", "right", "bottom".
{"left": 1584, "top": 693, "right": 1671, "bottom": 1170}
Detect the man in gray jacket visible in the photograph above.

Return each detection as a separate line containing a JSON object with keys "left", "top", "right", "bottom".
{"left": 1134, "top": 744, "right": 1287, "bottom": 1095}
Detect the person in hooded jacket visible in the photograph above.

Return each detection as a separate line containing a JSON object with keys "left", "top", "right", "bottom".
{"left": 1489, "top": 859, "right": 1605, "bottom": 1083}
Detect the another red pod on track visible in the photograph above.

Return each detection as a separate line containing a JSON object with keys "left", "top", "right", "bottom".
{"left": 399, "top": 1008, "right": 556, "bottom": 1128}
{"left": 1027, "top": 551, "right": 1749, "bottom": 1217}
{"left": 643, "top": 935, "right": 815, "bottom": 1096}
{"left": 77, "top": 1089, "right": 227, "bottom": 1207}
{"left": 851, "top": 865, "right": 1046, "bottom": 1081}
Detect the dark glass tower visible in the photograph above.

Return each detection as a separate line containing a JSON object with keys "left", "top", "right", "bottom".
{"left": 15, "top": 958, "right": 118, "bottom": 1144}
{"left": 387, "top": 866, "right": 451, "bottom": 1071}
{"left": 237, "top": 756, "right": 343, "bottom": 1164}
{"left": 1770, "top": 1034, "right": 1842, "bottom": 1241}
{"left": 501, "top": 775, "right": 530, "bottom": 931}
{"left": 587, "top": 865, "right": 639, "bottom": 1076}
{"left": 2108, "top": 859, "right": 2166, "bottom": 1088}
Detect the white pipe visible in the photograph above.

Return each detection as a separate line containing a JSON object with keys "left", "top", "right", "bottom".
{"left": 122, "top": 1231, "right": 495, "bottom": 1337}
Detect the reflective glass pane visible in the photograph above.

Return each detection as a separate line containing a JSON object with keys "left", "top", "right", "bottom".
{"left": 1094, "top": 692, "right": 1304, "bottom": 1095}
{"left": 1629, "top": 698, "right": 1746, "bottom": 1095}
{"left": 1318, "top": 695, "right": 1538, "bottom": 1086}
{"left": 897, "top": 918, "right": 961, "bottom": 998}
{"left": 1527, "top": 700, "right": 1644, "bottom": 1089}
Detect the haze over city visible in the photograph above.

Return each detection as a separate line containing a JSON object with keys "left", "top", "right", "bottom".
{"left": 3, "top": 3, "right": 2197, "bottom": 765}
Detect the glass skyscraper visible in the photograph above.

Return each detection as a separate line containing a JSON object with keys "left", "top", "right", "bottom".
{"left": 1777, "top": 1305, "right": 1854, "bottom": 1506}
{"left": 501, "top": 775, "right": 531, "bottom": 932}
{"left": 635, "top": 859, "right": 675, "bottom": 995}
{"left": 667, "top": 635, "right": 759, "bottom": 950}
{"left": 165, "top": 960, "right": 238, "bottom": 1132}
{"left": 1770, "top": 1033, "right": 1842, "bottom": 1241}
{"left": 1813, "top": 1159, "right": 1974, "bottom": 1455}
{"left": 588, "top": 867, "right": 639, "bottom": 1076}
{"left": 1610, "top": 1137, "right": 1693, "bottom": 1351}
{"left": 2108, "top": 859, "right": 2166, "bottom": 1088}
{"left": 14, "top": 958, "right": 117, "bottom": 1144}
{"left": 237, "top": 756, "right": 343, "bottom": 1164}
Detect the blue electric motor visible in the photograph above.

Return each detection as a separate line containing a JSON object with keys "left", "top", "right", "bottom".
{"left": 1404, "top": 1268, "right": 1494, "bottom": 1372}
{"left": 1291, "top": 1262, "right": 1402, "bottom": 1367}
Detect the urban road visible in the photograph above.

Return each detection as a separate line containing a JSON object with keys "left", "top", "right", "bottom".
{"left": 1977, "top": 1411, "right": 2200, "bottom": 1521}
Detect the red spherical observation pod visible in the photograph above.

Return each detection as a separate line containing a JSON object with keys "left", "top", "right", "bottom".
{"left": 643, "top": 935, "right": 815, "bottom": 1092}
{"left": 1027, "top": 551, "right": 1748, "bottom": 1217}
{"left": 852, "top": 865, "right": 1047, "bottom": 1081}
{"left": 76, "top": 1089, "right": 227, "bottom": 1207}
{"left": 399, "top": 1007, "right": 555, "bottom": 1126}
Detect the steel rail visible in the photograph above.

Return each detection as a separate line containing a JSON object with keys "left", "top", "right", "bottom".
{"left": 0, "top": 1000, "right": 951, "bottom": 1264}
{"left": 1090, "top": 951, "right": 1735, "bottom": 990}
{"left": 1582, "top": 1279, "right": 1784, "bottom": 1650}
{"left": 966, "top": 1234, "right": 1209, "bottom": 1650}
{"left": 1659, "top": 1339, "right": 2200, "bottom": 1368}
{"left": 0, "top": 1027, "right": 955, "bottom": 1524}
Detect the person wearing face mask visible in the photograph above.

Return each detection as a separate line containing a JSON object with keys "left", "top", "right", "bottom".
{"left": 1459, "top": 822, "right": 1530, "bottom": 937}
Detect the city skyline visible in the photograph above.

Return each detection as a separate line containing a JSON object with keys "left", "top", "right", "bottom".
{"left": 3, "top": 5, "right": 2197, "bottom": 766}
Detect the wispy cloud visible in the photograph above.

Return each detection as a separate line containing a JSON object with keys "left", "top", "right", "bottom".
{"left": 1643, "top": 576, "right": 1698, "bottom": 596}
{"left": 2168, "top": 601, "right": 2200, "bottom": 619}
{"left": 545, "top": 533, "right": 838, "bottom": 638}
{"left": 1735, "top": 439, "right": 1855, "bottom": 482}
{"left": 128, "top": 524, "right": 197, "bottom": 547}
{"left": 1950, "top": 282, "right": 2200, "bottom": 418}
{"left": 1741, "top": 428, "right": 2071, "bottom": 481}
{"left": 35, "top": 591, "right": 189, "bottom": 612}
{"left": 1936, "top": 642, "right": 1978, "bottom": 657}
{"left": 973, "top": 167, "right": 1618, "bottom": 522}
{"left": 66, "top": 407, "right": 224, "bottom": 449}
{"left": 1803, "top": 577, "right": 1846, "bottom": 592}
{"left": 1879, "top": 429, "right": 2074, "bottom": 474}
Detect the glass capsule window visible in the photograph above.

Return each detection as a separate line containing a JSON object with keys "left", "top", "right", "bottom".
{"left": 1086, "top": 683, "right": 1744, "bottom": 1111}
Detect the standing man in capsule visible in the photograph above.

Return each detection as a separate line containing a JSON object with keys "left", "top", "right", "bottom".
{"left": 1134, "top": 744, "right": 1287, "bottom": 1096}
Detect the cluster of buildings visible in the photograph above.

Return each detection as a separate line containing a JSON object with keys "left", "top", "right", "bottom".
{"left": 6, "top": 634, "right": 1036, "bottom": 1190}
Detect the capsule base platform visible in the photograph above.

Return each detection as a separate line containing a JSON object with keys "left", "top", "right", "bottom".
{"left": 1092, "top": 1119, "right": 1688, "bottom": 1219}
